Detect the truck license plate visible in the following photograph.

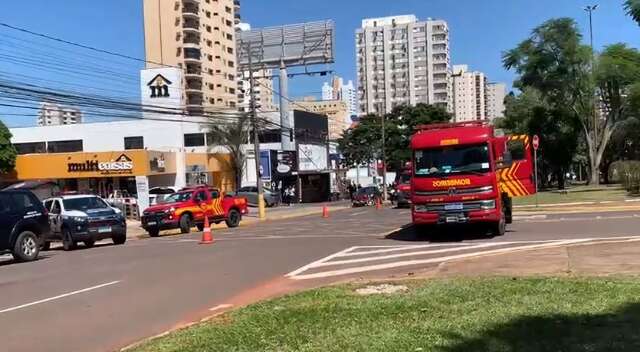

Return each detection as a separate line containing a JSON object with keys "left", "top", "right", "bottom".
{"left": 147, "top": 221, "right": 157, "bottom": 226}
{"left": 98, "top": 227, "right": 112, "bottom": 233}
{"left": 445, "top": 203, "right": 463, "bottom": 211}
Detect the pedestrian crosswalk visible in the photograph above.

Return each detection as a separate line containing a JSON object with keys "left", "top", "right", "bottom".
{"left": 286, "top": 237, "right": 640, "bottom": 280}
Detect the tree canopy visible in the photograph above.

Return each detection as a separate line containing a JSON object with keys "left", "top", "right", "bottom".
{"left": 338, "top": 104, "right": 451, "bottom": 170}
{"left": 625, "top": 0, "right": 640, "bottom": 25}
{"left": 0, "top": 120, "right": 17, "bottom": 174}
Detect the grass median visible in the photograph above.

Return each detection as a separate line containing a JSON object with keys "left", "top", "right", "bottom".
{"left": 513, "top": 185, "right": 629, "bottom": 206}
{"left": 132, "top": 277, "right": 640, "bottom": 352}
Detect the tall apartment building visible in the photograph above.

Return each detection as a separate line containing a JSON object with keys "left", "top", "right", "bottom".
{"left": 37, "top": 102, "right": 82, "bottom": 126}
{"left": 452, "top": 65, "right": 488, "bottom": 122}
{"left": 143, "top": 0, "right": 240, "bottom": 114}
{"left": 322, "top": 76, "right": 358, "bottom": 121}
{"left": 486, "top": 82, "right": 507, "bottom": 120}
{"left": 356, "top": 15, "right": 452, "bottom": 116}
{"left": 237, "top": 69, "right": 276, "bottom": 113}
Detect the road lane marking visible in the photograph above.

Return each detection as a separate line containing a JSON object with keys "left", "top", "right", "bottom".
{"left": 209, "top": 304, "right": 233, "bottom": 312}
{"left": 350, "top": 211, "right": 369, "bottom": 217}
{"left": 286, "top": 246, "right": 357, "bottom": 277}
{"left": 343, "top": 243, "right": 476, "bottom": 257}
{"left": 0, "top": 281, "right": 121, "bottom": 314}
{"left": 314, "top": 243, "right": 509, "bottom": 267}
{"left": 289, "top": 240, "right": 592, "bottom": 280}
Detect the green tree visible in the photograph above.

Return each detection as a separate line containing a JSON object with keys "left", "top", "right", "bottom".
{"left": 0, "top": 120, "right": 17, "bottom": 174}
{"left": 499, "top": 88, "right": 580, "bottom": 189}
{"left": 205, "top": 113, "right": 252, "bottom": 191}
{"left": 338, "top": 104, "right": 451, "bottom": 171}
{"left": 504, "top": 18, "right": 601, "bottom": 184}
{"left": 625, "top": 0, "right": 640, "bottom": 25}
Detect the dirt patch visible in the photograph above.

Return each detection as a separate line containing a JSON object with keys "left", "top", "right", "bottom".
{"left": 355, "top": 284, "right": 409, "bottom": 295}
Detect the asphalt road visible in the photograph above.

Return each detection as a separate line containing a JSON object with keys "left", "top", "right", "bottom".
{"left": 0, "top": 207, "right": 639, "bottom": 352}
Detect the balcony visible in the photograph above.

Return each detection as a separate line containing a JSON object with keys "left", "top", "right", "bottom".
{"left": 183, "top": 0, "right": 200, "bottom": 5}
{"left": 182, "top": 4, "right": 199, "bottom": 19}
{"left": 185, "top": 63, "right": 202, "bottom": 78}
{"left": 183, "top": 33, "right": 200, "bottom": 49}
{"left": 184, "top": 47, "right": 201, "bottom": 62}
{"left": 183, "top": 18, "right": 200, "bottom": 33}
{"left": 185, "top": 79, "right": 203, "bottom": 92}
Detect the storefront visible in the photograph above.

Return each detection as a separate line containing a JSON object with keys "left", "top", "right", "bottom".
{"left": 1, "top": 150, "right": 236, "bottom": 211}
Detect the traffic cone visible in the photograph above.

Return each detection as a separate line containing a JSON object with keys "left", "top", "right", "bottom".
{"left": 376, "top": 198, "right": 382, "bottom": 210}
{"left": 200, "top": 215, "right": 214, "bottom": 245}
{"left": 322, "top": 205, "right": 329, "bottom": 218}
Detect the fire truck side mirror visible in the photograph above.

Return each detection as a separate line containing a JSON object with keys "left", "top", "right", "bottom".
{"left": 497, "top": 151, "right": 513, "bottom": 169}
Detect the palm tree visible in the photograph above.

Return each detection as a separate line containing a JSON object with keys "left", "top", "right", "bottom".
{"left": 625, "top": 0, "right": 640, "bottom": 25}
{"left": 205, "top": 112, "right": 252, "bottom": 191}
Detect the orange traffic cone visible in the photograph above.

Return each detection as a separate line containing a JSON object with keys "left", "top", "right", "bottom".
{"left": 322, "top": 205, "right": 329, "bottom": 218}
{"left": 376, "top": 198, "right": 382, "bottom": 210}
{"left": 200, "top": 215, "right": 214, "bottom": 245}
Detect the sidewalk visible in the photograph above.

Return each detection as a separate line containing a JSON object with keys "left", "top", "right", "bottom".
{"left": 513, "top": 199, "right": 640, "bottom": 216}
{"left": 429, "top": 238, "right": 640, "bottom": 279}
{"left": 126, "top": 201, "right": 352, "bottom": 239}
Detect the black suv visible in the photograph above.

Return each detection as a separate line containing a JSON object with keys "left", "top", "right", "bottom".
{"left": 0, "top": 190, "right": 50, "bottom": 262}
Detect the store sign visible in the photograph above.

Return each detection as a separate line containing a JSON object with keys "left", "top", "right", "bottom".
{"left": 298, "top": 144, "right": 328, "bottom": 172}
{"left": 275, "top": 151, "right": 297, "bottom": 176}
{"left": 149, "top": 154, "right": 166, "bottom": 173}
{"left": 260, "top": 150, "right": 272, "bottom": 181}
{"left": 147, "top": 74, "right": 172, "bottom": 98}
{"left": 67, "top": 154, "right": 134, "bottom": 174}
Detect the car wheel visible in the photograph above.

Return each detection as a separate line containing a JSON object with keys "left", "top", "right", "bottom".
{"left": 62, "top": 228, "right": 77, "bottom": 251}
{"left": 84, "top": 239, "right": 95, "bottom": 248}
{"left": 225, "top": 209, "right": 241, "bottom": 228}
{"left": 41, "top": 241, "right": 51, "bottom": 251}
{"left": 179, "top": 214, "right": 193, "bottom": 234}
{"left": 112, "top": 234, "right": 126, "bottom": 245}
{"left": 12, "top": 231, "right": 40, "bottom": 262}
{"left": 148, "top": 229, "right": 160, "bottom": 237}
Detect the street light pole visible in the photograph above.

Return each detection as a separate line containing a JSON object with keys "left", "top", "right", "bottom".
{"left": 584, "top": 4, "right": 599, "bottom": 153}
{"left": 379, "top": 104, "right": 388, "bottom": 202}
{"left": 247, "top": 43, "right": 266, "bottom": 220}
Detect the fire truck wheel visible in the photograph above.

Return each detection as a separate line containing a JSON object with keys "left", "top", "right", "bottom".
{"left": 179, "top": 214, "right": 193, "bottom": 234}
{"left": 489, "top": 214, "right": 506, "bottom": 237}
{"left": 226, "top": 209, "right": 241, "bottom": 228}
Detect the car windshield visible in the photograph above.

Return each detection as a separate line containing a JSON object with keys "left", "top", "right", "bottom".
{"left": 162, "top": 192, "right": 192, "bottom": 203}
{"left": 414, "top": 143, "right": 491, "bottom": 177}
{"left": 63, "top": 197, "right": 109, "bottom": 211}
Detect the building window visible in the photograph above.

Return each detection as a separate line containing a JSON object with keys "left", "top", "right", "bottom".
{"left": 184, "top": 133, "right": 205, "bottom": 147}
{"left": 124, "top": 136, "right": 144, "bottom": 150}
{"left": 13, "top": 142, "right": 46, "bottom": 155}
{"left": 47, "top": 140, "right": 83, "bottom": 153}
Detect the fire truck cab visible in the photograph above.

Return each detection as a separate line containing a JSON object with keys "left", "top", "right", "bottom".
{"left": 410, "top": 121, "right": 535, "bottom": 236}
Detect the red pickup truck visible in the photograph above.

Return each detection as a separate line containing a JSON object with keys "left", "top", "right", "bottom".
{"left": 141, "top": 185, "right": 249, "bottom": 237}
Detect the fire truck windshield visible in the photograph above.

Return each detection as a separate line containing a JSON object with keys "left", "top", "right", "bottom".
{"left": 414, "top": 143, "right": 491, "bottom": 177}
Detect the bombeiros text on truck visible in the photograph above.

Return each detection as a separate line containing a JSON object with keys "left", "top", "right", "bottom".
{"left": 410, "top": 121, "right": 536, "bottom": 236}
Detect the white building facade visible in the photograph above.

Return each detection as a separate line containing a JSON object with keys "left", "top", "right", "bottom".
{"left": 356, "top": 15, "right": 452, "bottom": 116}
{"left": 452, "top": 65, "right": 488, "bottom": 122}
{"left": 38, "top": 102, "right": 83, "bottom": 126}
{"left": 486, "top": 82, "right": 507, "bottom": 120}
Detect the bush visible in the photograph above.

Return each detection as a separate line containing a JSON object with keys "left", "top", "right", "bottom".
{"left": 616, "top": 161, "right": 640, "bottom": 194}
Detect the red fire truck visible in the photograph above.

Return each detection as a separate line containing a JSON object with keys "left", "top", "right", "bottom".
{"left": 410, "top": 121, "right": 535, "bottom": 236}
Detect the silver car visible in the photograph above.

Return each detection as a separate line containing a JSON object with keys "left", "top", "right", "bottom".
{"left": 232, "top": 186, "right": 281, "bottom": 207}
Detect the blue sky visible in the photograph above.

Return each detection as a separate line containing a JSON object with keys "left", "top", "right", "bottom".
{"left": 1, "top": 0, "right": 639, "bottom": 127}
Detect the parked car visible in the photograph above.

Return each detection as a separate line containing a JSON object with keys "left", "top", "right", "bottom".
{"left": 42, "top": 195, "right": 127, "bottom": 251}
{"left": 231, "top": 186, "right": 281, "bottom": 207}
{"left": 149, "top": 186, "right": 179, "bottom": 206}
{"left": 0, "top": 190, "right": 50, "bottom": 262}
{"left": 352, "top": 186, "right": 382, "bottom": 207}
{"left": 141, "top": 185, "right": 249, "bottom": 237}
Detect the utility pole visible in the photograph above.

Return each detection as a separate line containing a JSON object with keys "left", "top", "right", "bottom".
{"left": 585, "top": 4, "right": 599, "bottom": 155}
{"left": 379, "top": 104, "right": 388, "bottom": 202}
{"left": 247, "top": 43, "right": 266, "bottom": 220}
